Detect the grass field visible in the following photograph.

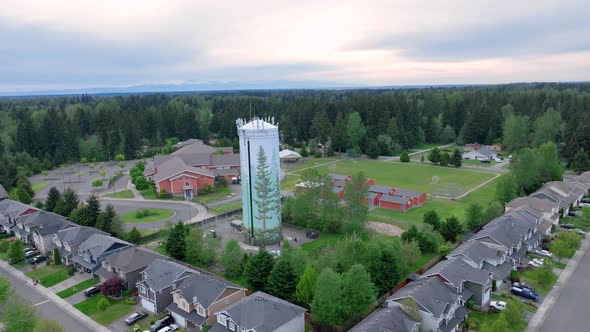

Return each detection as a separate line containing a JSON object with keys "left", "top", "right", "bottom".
{"left": 281, "top": 174, "right": 302, "bottom": 191}
{"left": 465, "top": 311, "right": 527, "bottom": 332}
{"left": 139, "top": 229, "right": 159, "bottom": 237}
{"left": 57, "top": 278, "right": 99, "bottom": 298}
{"left": 518, "top": 267, "right": 558, "bottom": 295}
{"left": 307, "top": 159, "right": 496, "bottom": 197}
{"left": 193, "top": 187, "right": 234, "bottom": 205}
{"left": 139, "top": 188, "right": 157, "bottom": 199}
{"left": 209, "top": 201, "right": 242, "bottom": 215}
{"left": 26, "top": 265, "right": 69, "bottom": 287}
{"left": 121, "top": 208, "right": 175, "bottom": 223}
{"left": 74, "top": 294, "right": 135, "bottom": 325}
{"left": 300, "top": 233, "right": 344, "bottom": 255}
{"left": 32, "top": 181, "right": 49, "bottom": 193}
{"left": 103, "top": 190, "right": 135, "bottom": 199}
{"left": 283, "top": 157, "right": 338, "bottom": 173}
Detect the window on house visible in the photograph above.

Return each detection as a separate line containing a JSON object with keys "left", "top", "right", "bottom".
{"left": 217, "top": 314, "right": 227, "bottom": 326}
{"left": 140, "top": 286, "right": 146, "bottom": 294}
{"left": 229, "top": 322, "right": 236, "bottom": 331}
{"left": 172, "top": 283, "right": 176, "bottom": 290}
{"left": 197, "top": 305, "right": 204, "bottom": 316}
{"left": 185, "top": 182, "right": 190, "bottom": 187}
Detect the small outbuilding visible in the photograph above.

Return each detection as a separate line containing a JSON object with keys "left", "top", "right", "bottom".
{"left": 279, "top": 149, "right": 302, "bottom": 163}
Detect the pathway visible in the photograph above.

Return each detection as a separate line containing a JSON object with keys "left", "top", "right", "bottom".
{"left": 126, "top": 179, "right": 144, "bottom": 200}
{"left": 527, "top": 234, "right": 590, "bottom": 331}
{"left": 48, "top": 272, "right": 93, "bottom": 293}
{"left": 380, "top": 143, "right": 456, "bottom": 162}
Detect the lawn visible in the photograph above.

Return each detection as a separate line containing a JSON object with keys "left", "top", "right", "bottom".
{"left": 209, "top": 201, "right": 242, "bottom": 215}
{"left": 565, "top": 208, "right": 590, "bottom": 231}
{"left": 283, "top": 157, "right": 338, "bottom": 173}
{"left": 121, "top": 208, "right": 175, "bottom": 223}
{"left": 25, "top": 265, "right": 70, "bottom": 287}
{"left": 281, "top": 174, "right": 302, "bottom": 191}
{"left": 369, "top": 198, "right": 466, "bottom": 229}
{"left": 465, "top": 311, "right": 527, "bottom": 332}
{"left": 300, "top": 233, "right": 345, "bottom": 255}
{"left": 193, "top": 187, "right": 234, "bottom": 205}
{"left": 57, "top": 278, "right": 99, "bottom": 298}
{"left": 74, "top": 294, "right": 135, "bottom": 325}
{"left": 462, "top": 159, "right": 498, "bottom": 167}
{"left": 308, "top": 159, "right": 496, "bottom": 197}
{"left": 103, "top": 190, "right": 135, "bottom": 199}
{"left": 517, "top": 267, "right": 558, "bottom": 295}
{"left": 139, "top": 188, "right": 157, "bottom": 199}
{"left": 139, "top": 229, "right": 159, "bottom": 237}
{"left": 32, "top": 181, "right": 49, "bottom": 193}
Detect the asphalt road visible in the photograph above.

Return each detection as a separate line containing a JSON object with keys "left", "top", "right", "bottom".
{"left": 540, "top": 245, "right": 590, "bottom": 331}
{"left": 100, "top": 199, "right": 200, "bottom": 231}
{"left": 0, "top": 265, "right": 93, "bottom": 332}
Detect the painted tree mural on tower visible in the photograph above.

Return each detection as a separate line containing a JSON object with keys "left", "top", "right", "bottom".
{"left": 254, "top": 146, "right": 281, "bottom": 245}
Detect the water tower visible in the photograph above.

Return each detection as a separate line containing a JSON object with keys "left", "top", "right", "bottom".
{"left": 236, "top": 118, "right": 282, "bottom": 246}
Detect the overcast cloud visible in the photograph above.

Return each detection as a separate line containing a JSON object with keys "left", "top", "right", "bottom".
{"left": 0, "top": 0, "right": 588, "bottom": 92}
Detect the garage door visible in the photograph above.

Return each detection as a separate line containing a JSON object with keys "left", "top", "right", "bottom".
{"left": 141, "top": 298, "right": 156, "bottom": 313}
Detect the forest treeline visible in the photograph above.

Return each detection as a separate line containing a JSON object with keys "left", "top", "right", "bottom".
{"left": 1, "top": 83, "right": 590, "bottom": 190}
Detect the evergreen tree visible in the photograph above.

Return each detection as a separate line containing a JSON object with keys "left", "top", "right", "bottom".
{"left": 342, "top": 264, "right": 376, "bottom": 320}
{"left": 253, "top": 147, "right": 280, "bottom": 245}
{"left": 311, "top": 110, "right": 331, "bottom": 150}
{"left": 450, "top": 149, "right": 463, "bottom": 167}
{"left": 423, "top": 210, "right": 441, "bottom": 231}
{"left": 427, "top": 147, "right": 441, "bottom": 164}
{"left": 53, "top": 248, "right": 61, "bottom": 265}
{"left": 165, "top": 222, "right": 189, "bottom": 260}
{"left": 267, "top": 259, "right": 298, "bottom": 300}
{"left": 0, "top": 276, "right": 11, "bottom": 303}
{"left": 96, "top": 204, "right": 117, "bottom": 233}
{"left": 15, "top": 185, "right": 32, "bottom": 204}
{"left": 311, "top": 268, "right": 345, "bottom": 327}
{"left": 62, "top": 189, "right": 79, "bottom": 217}
{"left": 572, "top": 148, "right": 590, "bottom": 174}
{"left": 440, "top": 152, "right": 450, "bottom": 166}
{"left": 45, "top": 187, "right": 61, "bottom": 212}
{"left": 244, "top": 249, "right": 275, "bottom": 291}
{"left": 127, "top": 227, "right": 142, "bottom": 244}
{"left": 346, "top": 112, "right": 366, "bottom": 150}
{"left": 484, "top": 201, "right": 504, "bottom": 222}
{"left": 69, "top": 207, "right": 92, "bottom": 226}
{"left": 466, "top": 203, "right": 484, "bottom": 230}
{"left": 332, "top": 112, "right": 348, "bottom": 153}
{"left": 440, "top": 216, "right": 464, "bottom": 242}
{"left": 367, "top": 141, "right": 380, "bottom": 159}
{"left": 342, "top": 172, "right": 369, "bottom": 234}
{"left": 296, "top": 264, "right": 319, "bottom": 307}
{"left": 400, "top": 151, "right": 410, "bottom": 162}
{"left": 222, "top": 240, "right": 243, "bottom": 278}
{"left": 367, "top": 247, "right": 400, "bottom": 295}
{"left": 53, "top": 198, "right": 65, "bottom": 215}
{"left": 299, "top": 145, "right": 309, "bottom": 157}
{"left": 86, "top": 194, "right": 101, "bottom": 227}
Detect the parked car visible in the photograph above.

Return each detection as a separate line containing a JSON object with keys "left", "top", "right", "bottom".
{"left": 582, "top": 198, "right": 590, "bottom": 204}
{"left": 513, "top": 282, "right": 536, "bottom": 292}
{"left": 490, "top": 300, "right": 507, "bottom": 311}
{"left": 561, "top": 224, "right": 576, "bottom": 229}
{"left": 568, "top": 211, "right": 583, "bottom": 217}
{"left": 535, "top": 249, "right": 553, "bottom": 258}
{"left": 575, "top": 229, "right": 586, "bottom": 237}
{"left": 125, "top": 312, "right": 148, "bottom": 326}
{"left": 150, "top": 315, "right": 174, "bottom": 332}
{"left": 528, "top": 258, "right": 544, "bottom": 268}
{"left": 157, "top": 324, "right": 179, "bottom": 332}
{"left": 25, "top": 250, "right": 40, "bottom": 258}
{"left": 84, "top": 286, "right": 101, "bottom": 297}
{"left": 306, "top": 230, "right": 319, "bottom": 239}
{"left": 481, "top": 159, "right": 491, "bottom": 163}
{"left": 24, "top": 248, "right": 36, "bottom": 254}
{"left": 578, "top": 203, "right": 590, "bottom": 208}
{"left": 511, "top": 287, "right": 539, "bottom": 301}
{"left": 28, "top": 255, "right": 47, "bottom": 265}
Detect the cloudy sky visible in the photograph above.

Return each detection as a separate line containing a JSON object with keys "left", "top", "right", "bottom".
{"left": 1, "top": 0, "right": 589, "bottom": 92}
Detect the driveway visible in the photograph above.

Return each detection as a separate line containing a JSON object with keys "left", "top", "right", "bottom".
{"left": 107, "top": 302, "right": 142, "bottom": 332}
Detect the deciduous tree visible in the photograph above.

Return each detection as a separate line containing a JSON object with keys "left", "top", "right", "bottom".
{"left": 296, "top": 264, "right": 319, "bottom": 307}
{"left": 222, "top": 240, "right": 243, "bottom": 278}
{"left": 311, "top": 268, "right": 344, "bottom": 327}
{"left": 342, "top": 264, "right": 376, "bottom": 320}
{"left": 440, "top": 216, "right": 463, "bottom": 242}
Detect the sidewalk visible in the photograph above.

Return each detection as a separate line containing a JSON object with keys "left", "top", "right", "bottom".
{"left": 48, "top": 272, "right": 93, "bottom": 293}
{"left": 0, "top": 259, "right": 111, "bottom": 332}
{"left": 526, "top": 234, "right": 590, "bottom": 332}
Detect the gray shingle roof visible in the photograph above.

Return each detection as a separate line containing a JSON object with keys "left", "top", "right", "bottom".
{"left": 447, "top": 240, "right": 506, "bottom": 266}
{"left": 218, "top": 291, "right": 306, "bottom": 332}
{"left": 211, "top": 154, "right": 240, "bottom": 167}
{"left": 167, "top": 302, "right": 207, "bottom": 326}
{"left": 507, "top": 196, "right": 556, "bottom": 215}
{"left": 57, "top": 225, "right": 107, "bottom": 246}
{"left": 18, "top": 210, "right": 68, "bottom": 228}
{"left": 0, "top": 199, "right": 38, "bottom": 219}
{"left": 389, "top": 277, "right": 459, "bottom": 318}
{"left": 0, "top": 185, "right": 7, "bottom": 200}
{"left": 426, "top": 257, "right": 490, "bottom": 287}
{"left": 393, "top": 188, "right": 424, "bottom": 199}
{"left": 368, "top": 185, "right": 392, "bottom": 194}
{"left": 475, "top": 146, "right": 496, "bottom": 158}
{"left": 380, "top": 195, "right": 409, "bottom": 204}
{"left": 78, "top": 233, "right": 131, "bottom": 258}
{"left": 482, "top": 261, "right": 512, "bottom": 281}
{"left": 176, "top": 272, "right": 242, "bottom": 308}
{"left": 102, "top": 247, "right": 163, "bottom": 273}
{"left": 349, "top": 305, "right": 419, "bottom": 332}
{"left": 142, "top": 258, "right": 193, "bottom": 291}
{"left": 475, "top": 214, "right": 532, "bottom": 248}
{"left": 153, "top": 156, "right": 214, "bottom": 183}
{"left": 329, "top": 174, "right": 349, "bottom": 181}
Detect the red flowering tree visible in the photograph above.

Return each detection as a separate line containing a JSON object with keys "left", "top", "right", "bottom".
{"left": 100, "top": 277, "right": 125, "bottom": 298}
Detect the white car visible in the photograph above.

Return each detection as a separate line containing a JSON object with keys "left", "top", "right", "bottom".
{"left": 579, "top": 203, "right": 590, "bottom": 208}
{"left": 490, "top": 300, "right": 507, "bottom": 311}
{"left": 535, "top": 249, "right": 553, "bottom": 258}
{"left": 528, "top": 259, "right": 544, "bottom": 267}
{"left": 158, "top": 324, "right": 179, "bottom": 332}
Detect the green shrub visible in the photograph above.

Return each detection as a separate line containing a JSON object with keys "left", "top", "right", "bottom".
{"left": 136, "top": 211, "right": 144, "bottom": 218}
{"left": 96, "top": 298, "right": 109, "bottom": 311}
{"left": 0, "top": 240, "right": 9, "bottom": 253}
{"left": 125, "top": 298, "right": 137, "bottom": 305}
{"left": 67, "top": 266, "right": 76, "bottom": 276}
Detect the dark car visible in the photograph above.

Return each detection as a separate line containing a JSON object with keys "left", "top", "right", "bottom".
{"left": 513, "top": 282, "right": 535, "bottom": 292}
{"left": 306, "top": 231, "right": 319, "bottom": 239}
{"left": 28, "top": 255, "right": 48, "bottom": 265}
{"left": 150, "top": 315, "right": 174, "bottom": 332}
{"left": 25, "top": 250, "right": 40, "bottom": 258}
{"left": 124, "top": 311, "right": 148, "bottom": 326}
{"left": 84, "top": 286, "right": 101, "bottom": 297}
{"left": 511, "top": 287, "right": 539, "bottom": 302}
{"left": 561, "top": 223, "right": 575, "bottom": 229}
{"left": 582, "top": 198, "right": 590, "bottom": 204}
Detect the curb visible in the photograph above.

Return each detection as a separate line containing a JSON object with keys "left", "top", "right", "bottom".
{"left": 0, "top": 260, "right": 111, "bottom": 332}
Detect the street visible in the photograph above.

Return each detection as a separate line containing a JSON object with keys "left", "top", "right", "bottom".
{"left": 0, "top": 265, "right": 94, "bottom": 332}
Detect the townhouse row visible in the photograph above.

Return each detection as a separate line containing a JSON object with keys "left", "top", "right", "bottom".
{"left": 0, "top": 185, "right": 305, "bottom": 332}
{"left": 350, "top": 171, "right": 590, "bottom": 332}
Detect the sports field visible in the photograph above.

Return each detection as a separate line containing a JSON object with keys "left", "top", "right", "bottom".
{"left": 300, "top": 159, "right": 496, "bottom": 197}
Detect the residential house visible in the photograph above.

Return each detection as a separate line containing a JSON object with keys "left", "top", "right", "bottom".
{"left": 349, "top": 306, "right": 420, "bottom": 332}
{"left": 544, "top": 181, "right": 584, "bottom": 207}
{"left": 530, "top": 191, "right": 567, "bottom": 216}
{"left": 167, "top": 273, "right": 246, "bottom": 330}
{"left": 462, "top": 146, "right": 497, "bottom": 161}
{"left": 424, "top": 257, "right": 493, "bottom": 306}
{"left": 447, "top": 240, "right": 512, "bottom": 287}
{"left": 14, "top": 211, "right": 67, "bottom": 244}
{"left": 72, "top": 233, "right": 132, "bottom": 275}
{"left": 463, "top": 143, "right": 482, "bottom": 152}
{"left": 385, "top": 277, "right": 469, "bottom": 332}
{"left": 212, "top": 292, "right": 306, "bottom": 332}
{"left": 147, "top": 156, "right": 216, "bottom": 199}
{"left": 95, "top": 247, "right": 162, "bottom": 290}
{"left": 51, "top": 224, "right": 107, "bottom": 266}
{"left": 137, "top": 258, "right": 194, "bottom": 313}
{"left": 379, "top": 195, "right": 413, "bottom": 212}
{"left": 506, "top": 196, "right": 560, "bottom": 225}
{"left": 0, "top": 199, "right": 39, "bottom": 233}
{"left": 279, "top": 149, "right": 302, "bottom": 163}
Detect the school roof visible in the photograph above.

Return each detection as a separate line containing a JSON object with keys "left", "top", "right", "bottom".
{"left": 393, "top": 188, "right": 424, "bottom": 199}
{"left": 368, "top": 185, "right": 392, "bottom": 194}
{"left": 153, "top": 156, "right": 214, "bottom": 183}
{"left": 379, "top": 195, "right": 410, "bottom": 204}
